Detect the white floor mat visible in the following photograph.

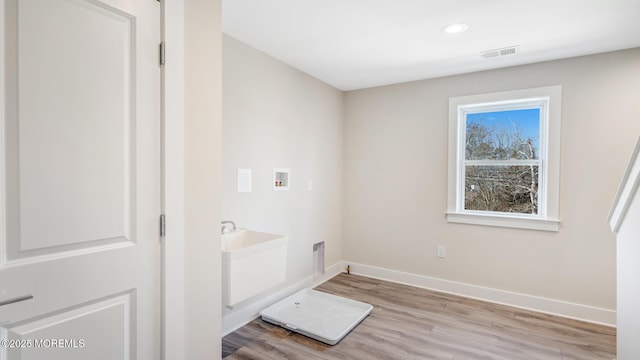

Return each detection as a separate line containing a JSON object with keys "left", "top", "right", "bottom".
{"left": 259, "top": 289, "right": 373, "bottom": 345}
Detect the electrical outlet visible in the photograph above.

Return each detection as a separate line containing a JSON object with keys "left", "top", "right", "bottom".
{"left": 437, "top": 245, "right": 446, "bottom": 258}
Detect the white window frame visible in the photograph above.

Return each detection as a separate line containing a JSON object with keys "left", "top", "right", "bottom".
{"left": 446, "top": 86, "right": 562, "bottom": 231}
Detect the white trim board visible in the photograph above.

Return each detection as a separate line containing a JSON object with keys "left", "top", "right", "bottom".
{"left": 608, "top": 136, "right": 640, "bottom": 233}
{"left": 162, "top": 1, "right": 186, "bottom": 359}
{"left": 346, "top": 262, "right": 616, "bottom": 327}
{"left": 222, "top": 261, "right": 346, "bottom": 336}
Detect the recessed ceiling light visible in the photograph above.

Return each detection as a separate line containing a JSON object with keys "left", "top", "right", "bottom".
{"left": 441, "top": 23, "right": 468, "bottom": 34}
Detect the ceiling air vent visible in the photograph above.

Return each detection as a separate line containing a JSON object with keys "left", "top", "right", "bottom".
{"left": 481, "top": 46, "right": 519, "bottom": 59}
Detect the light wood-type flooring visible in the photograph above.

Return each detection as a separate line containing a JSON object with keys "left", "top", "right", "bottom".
{"left": 222, "top": 274, "right": 615, "bottom": 360}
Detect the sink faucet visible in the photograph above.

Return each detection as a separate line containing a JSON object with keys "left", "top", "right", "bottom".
{"left": 221, "top": 220, "right": 237, "bottom": 234}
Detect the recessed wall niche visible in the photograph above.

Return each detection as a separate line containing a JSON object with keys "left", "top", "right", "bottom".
{"left": 273, "top": 168, "right": 290, "bottom": 191}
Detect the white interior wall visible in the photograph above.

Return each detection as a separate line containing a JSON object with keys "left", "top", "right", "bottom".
{"left": 221, "top": 35, "right": 344, "bottom": 328}
{"left": 343, "top": 48, "right": 640, "bottom": 321}
{"left": 609, "top": 138, "right": 640, "bottom": 358}
{"left": 616, "top": 190, "right": 640, "bottom": 357}
{"left": 183, "top": 0, "right": 222, "bottom": 358}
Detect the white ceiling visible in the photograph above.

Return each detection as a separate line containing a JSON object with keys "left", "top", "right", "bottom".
{"left": 222, "top": 0, "right": 640, "bottom": 91}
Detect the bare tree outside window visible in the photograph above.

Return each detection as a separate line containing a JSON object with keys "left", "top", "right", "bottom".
{"left": 448, "top": 86, "right": 561, "bottom": 231}
{"left": 463, "top": 109, "right": 540, "bottom": 214}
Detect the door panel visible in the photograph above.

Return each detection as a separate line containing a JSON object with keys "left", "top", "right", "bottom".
{"left": 6, "top": 0, "right": 135, "bottom": 257}
{"left": 2, "top": 293, "right": 131, "bottom": 359}
{"left": 0, "top": 0, "right": 160, "bottom": 358}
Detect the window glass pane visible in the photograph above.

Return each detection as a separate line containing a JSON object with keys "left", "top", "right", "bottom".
{"left": 465, "top": 165, "right": 539, "bottom": 214}
{"left": 465, "top": 109, "right": 540, "bottom": 160}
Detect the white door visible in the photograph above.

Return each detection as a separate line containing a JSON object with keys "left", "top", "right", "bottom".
{"left": 0, "top": 0, "right": 161, "bottom": 358}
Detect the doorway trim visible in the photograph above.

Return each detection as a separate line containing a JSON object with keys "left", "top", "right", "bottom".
{"left": 161, "top": 1, "right": 185, "bottom": 358}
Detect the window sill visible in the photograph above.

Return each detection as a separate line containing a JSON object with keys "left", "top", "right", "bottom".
{"left": 446, "top": 212, "right": 559, "bottom": 232}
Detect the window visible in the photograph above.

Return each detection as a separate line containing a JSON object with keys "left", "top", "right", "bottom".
{"left": 447, "top": 86, "right": 561, "bottom": 231}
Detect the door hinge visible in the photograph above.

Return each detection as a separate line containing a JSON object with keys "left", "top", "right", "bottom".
{"left": 159, "top": 41, "right": 165, "bottom": 66}
{"left": 160, "top": 215, "right": 166, "bottom": 237}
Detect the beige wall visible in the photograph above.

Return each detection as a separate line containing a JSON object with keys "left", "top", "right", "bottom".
{"left": 221, "top": 35, "right": 344, "bottom": 312}
{"left": 184, "top": 0, "right": 222, "bottom": 358}
{"left": 221, "top": 38, "right": 639, "bottom": 325}
{"left": 343, "top": 48, "right": 640, "bottom": 311}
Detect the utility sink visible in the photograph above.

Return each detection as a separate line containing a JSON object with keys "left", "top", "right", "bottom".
{"left": 222, "top": 229, "right": 286, "bottom": 253}
{"left": 221, "top": 229, "right": 288, "bottom": 307}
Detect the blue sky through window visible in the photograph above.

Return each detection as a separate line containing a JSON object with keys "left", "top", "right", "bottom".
{"left": 466, "top": 108, "right": 540, "bottom": 155}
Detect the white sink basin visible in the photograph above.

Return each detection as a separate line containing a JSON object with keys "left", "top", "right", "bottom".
{"left": 221, "top": 229, "right": 288, "bottom": 307}
{"left": 222, "top": 229, "right": 286, "bottom": 252}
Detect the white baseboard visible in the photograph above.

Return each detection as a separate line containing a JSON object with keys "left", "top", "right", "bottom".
{"left": 221, "top": 261, "right": 346, "bottom": 336}
{"left": 346, "top": 261, "right": 616, "bottom": 327}
{"left": 222, "top": 260, "right": 615, "bottom": 336}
